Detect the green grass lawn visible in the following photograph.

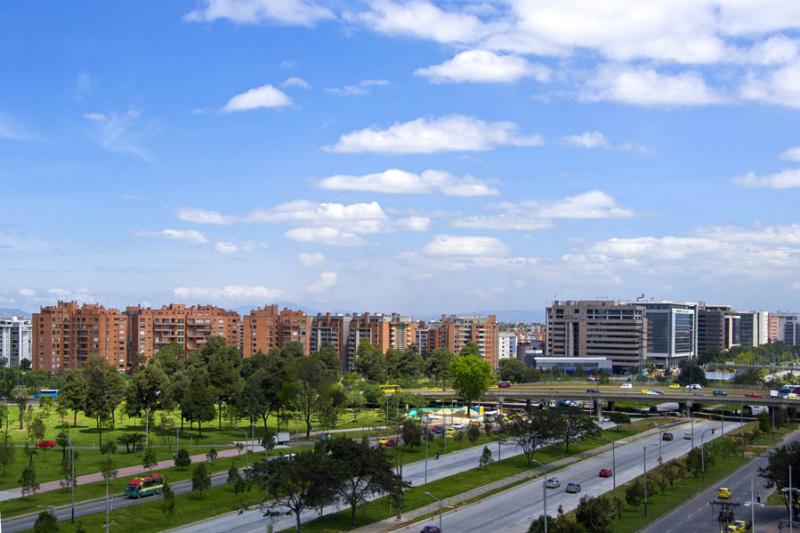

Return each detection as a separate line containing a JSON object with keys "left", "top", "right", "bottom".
{"left": 0, "top": 404, "right": 386, "bottom": 492}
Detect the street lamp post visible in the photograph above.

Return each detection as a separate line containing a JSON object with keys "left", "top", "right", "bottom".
{"left": 699, "top": 428, "right": 714, "bottom": 482}
{"left": 643, "top": 443, "right": 659, "bottom": 516}
{"left": 424, "top": 420, "right": 429, "bottom": 484}
{"left": 425, "top": 491, "right": 443, "bottom": 532}
{"left": 530, "top": 458, "right": 549, "bottom": 533}
{"left": 597, "top": 435, "right": 617, "bottom": 497}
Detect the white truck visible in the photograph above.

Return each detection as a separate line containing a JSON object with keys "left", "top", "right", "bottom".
{"left": 272, "top": 432, "right": 290, "bottom": 445}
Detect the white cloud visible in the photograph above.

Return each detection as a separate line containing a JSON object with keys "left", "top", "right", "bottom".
{"left": 584, "top": 65, "right": 725, "bottom": 107}
{"left": 317, "top": 168, "right": 498, "bottom": 196}
{"left": 397, "top": 216, "right": 431, "bottom": 232}
{"left": 353, "top": 0, "right": 495, "bottom": 45}
{"left": 0, "top": 114, "right": 34, "bottom": 142}
{"left": 423, "top": 234, "right": 509, "bottom": 257}
{"left": 214, "top": 241, "right": 239, "bottom": 254}
{"left": 781, "top": 147, "right": 800, "bottom": 162}
{"left": 177, "top": 207, "right": 234, "bottom": 224}
{"left": 308, "top": 271, "right": 337, "bottom": 293}
{"left": 222, "top": 84, "right": 292, "bottom": 112}
{"left": 297, "top": 252, "right": 326, "bottom": 267}
{"left": 741, "top": 64, "right": 800, "bottom": 109}
{"left": 454, "top": 190, "right": 633, "bottom": 230}
{"left": 561, "top": 131, "right": 610, "bottom": 149}
{"left": 17, "top": 288, "right": 35, "bottom": 297}
{"left": 415, "top": 49, "right": 550, "bottom": 84}
{"left": 137, "top": 229, "right": 208, "bottom": 245}
{"left": 324, "top": 79, "right": 389, "bottom": 96}
{"left": 185, "top": 0, "right": 334, "bottom": 26}
{"left": 247, "top": 200, "right": 387, "bottom": 234}
{"left": 285, "top": 227, "right": 364, "bottom": 246}
{"left": 174, "top": 285, "right": 284, "bottom": 301}
{"left": 324, "top": 114, "right": 542, "bottom": 154}
{"left": 82, "top": 109, "right": 155, "bottom": 160}
{"left": 733, "top": 168, "right": 800, "bottom": 189}
{"left": 240, "top": 240, "right": 268, "bottom": 252}
{"left": 282, "top": 77, "right": 310, "bottom": 88}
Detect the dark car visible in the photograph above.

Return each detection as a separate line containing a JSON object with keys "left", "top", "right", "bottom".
{"left": 566, "top": 482, "right": 582, "bottom": 493}
{"left": 713, "top": 390, "right": 729, "bottom": 397}
{"left": 662, "top": 432, "right": 674, "bottom": 441}
{"left": 586, "top": 388, "right": 599, "bottom": 394}
{"left": 498, "top": 381, "right": 512, "bottom": 388}
{"left": 421, "top": 526, "right": 442, "bottom": 533}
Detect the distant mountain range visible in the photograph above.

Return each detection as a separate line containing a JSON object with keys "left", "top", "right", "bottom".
{"left": 0, "top": 308, "right": 31, "bottom": 319}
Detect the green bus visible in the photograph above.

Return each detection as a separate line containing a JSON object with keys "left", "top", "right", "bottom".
{"left": 124, "top": 473, "right": 164, "bottom": 498}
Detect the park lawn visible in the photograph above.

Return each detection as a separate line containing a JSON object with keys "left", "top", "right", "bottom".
{"left": 0, "top": 404, "right": 385, "bottom": 491}
{"left": 0, "top": 450, "right": 270, "bottom": 519}
{"left": 25, "top": 483, "right": 264, "bottom": 533}
{"left": 610, "top": 423, "right": 798, "bottom": 533}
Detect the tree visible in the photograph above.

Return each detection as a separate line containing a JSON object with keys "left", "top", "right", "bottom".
{"left": 174, "top": 448, "right": 192, "bottom": 469}
{"left": 345, "top": 391, "right": 365, "bottom": 421}
{"left": 554, "top": 407, "right": 598, "bottom": 453}
{"left": 247, "top": 448, "right": 339, "bottom": 533}
{"left": 19, "top": 444, "right": 39, "bottom": 497}
{"left": 355, "top": 342, "right": 387, "bottom": 383}
{"left": 317, "top": 385, "right": 346, "bottom": 430}
{"left": 326, "top": 437, "right": 396, "bottom": 526}
{"left": 759, "top": 411, "right": 772, "bottom": 433}
{"left": 142, "top": 447, "right": 158, "bottom": 474}
{"left": 161, "top": 480, "right": 176, "bottom": 523}
{"left": 499, "top": 359, "right": 529, "bottom": 383}
{"left": 459, "top": 342, "right": 482, "bottom": 357}
{"left": 29, "top": 415, "right": 46, "bottom": 442}
{"left": 686, "top": 445, "right": 714, "bottom": 477}
{"left": 625, "top": 479, "right": 644, "bottom": 506}
{"left": 60, "top": 369, "right": 88, "bottom": 427}
{"left": 117, "top": 433, "right": 144, "bottom": 453}
{"left": 425, "top": 348, "right": 453, "bottom": 386}
{"left": 394, "top": 347, "right": 423, "bottom": 380}
{"left": 33, "top": 511, "right": 59, "bottom": 533}
{"left": 294, "top": 354, "right": 334, "bottom": 438}
{"left": 467, "top": 423, "right": 481, "bottom": 445}
{"left": 0, "top": 434, "right": 15, "bottom": 477}
{"left": 449, "top": 355, "right": 494, "bottom": 416}
{"left": 20, "top": 359, "right": 31, "bottom": 371}
{"left": 675, "top": 360, "right": 707, "bottom": 386}
{"left": 575, "top": 495, "right": 613, "bottom": 533}
{"left": 508, "top": 407, "right": 558, "bottom": 465}
{"left": 479, "top": 445, "right": 493, "bottom": 468}
{"left": 192, "top": 462, "right": 211, "bottom": 496}
{"left": 14, "top": 387, "right": 30, "bottom": 430}
{"left": 83, "top": 355, "right": 125, "bottom": 446}
{"left": 733, "top": 368, "right": 763, "bottom": 385}
{"left": 207, "top": 447, "right": 218, "bottom": 463}
{"left": 206, "top": 346, "right": 242, "bottom": 430}
{"left": 317, "top": 342, "right": 341, "bottom": 374}
{"left": 151, "top": 343, "right": 184, "bottom": 376}
{"left": 227, "top": 464, "right": 241, "bottom": 485}
{"left": 181, "top": 366, "right": 215, "bottom": 436}
{"left": 759, "top": 441, "right": 800, "bottom": 514}
{"left": 125, "top": 364, "right": 170, "bottom": 443}
{"left": 401, "top": 420, "right": 422, "bottom": 449}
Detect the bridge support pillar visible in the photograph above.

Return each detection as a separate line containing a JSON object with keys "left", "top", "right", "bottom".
{"left": 678, "top": 402, "right": 687, "bottom": 413}
{"left": 606, "top": 400, "right": 615, "bottom": 411}
{"left": 789, "top": 407, "right": 797, "bottom": 420}
{"left": 594, "top": 400, "right": 601, "bottom": 419}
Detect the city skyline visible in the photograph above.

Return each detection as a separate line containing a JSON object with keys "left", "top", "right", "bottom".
{"left": 3, "top": 2, "right": 800, "bottom": 315}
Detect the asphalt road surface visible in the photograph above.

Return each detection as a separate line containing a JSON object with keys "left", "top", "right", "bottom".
{"left": 394, "top": 419, "right": 740, "bottom": 533}
{"left": 643, "top": 429, "right": 800, "bottom": 533}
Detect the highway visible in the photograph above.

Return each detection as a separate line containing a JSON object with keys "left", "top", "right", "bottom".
{"left": 643, "top": 429, "right": 800, "bottom": 533}
{"left": 393, "top": 419, "right": 740, "bottom": 533}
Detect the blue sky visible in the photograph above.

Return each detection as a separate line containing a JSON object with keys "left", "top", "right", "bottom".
{"left": 2, "top": 0, "right": 800, "bottom": 316}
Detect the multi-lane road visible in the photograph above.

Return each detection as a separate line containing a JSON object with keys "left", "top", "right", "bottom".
{"left": 393, "top": 419, "right": 740, "bottom": 533}
{"left": 644, "top": 429, "right": 800, "bottom": 533}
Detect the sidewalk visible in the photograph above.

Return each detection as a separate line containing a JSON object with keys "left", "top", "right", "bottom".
{"left": 353, "top": 421, "right": 687, "bottom": 532}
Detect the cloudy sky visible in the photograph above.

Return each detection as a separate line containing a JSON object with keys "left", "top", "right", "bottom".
{"left": 2, "top": 0, "right": 800, "bottom": 316}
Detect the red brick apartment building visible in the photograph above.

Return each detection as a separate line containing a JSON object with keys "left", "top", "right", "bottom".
{"left": 242, "top": 305, "right": 311, "bottom": 356}
{"left": 33, "top": 301, "right": 128, "bottom": 371}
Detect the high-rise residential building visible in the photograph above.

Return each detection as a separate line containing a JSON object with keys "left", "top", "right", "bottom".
{"left": 438, "top": 314, "right": 498, "bottom": 367}
{"left": 636, "top": 301, "right": 697, "bottom": 369}
{"left": 768, "top": 312, "right": 797, "bottom": 344}
{"left": 415, "top": 321, "right": 442, "bottom": 357}
{"left": 388, "top": 314, "right": 417, "bottom": 351}
{"left": 126, "top": 304, "right": 241, "bottom": 365}
{"left": 310, "top": 313, "right": 352, "bottom": 369}
{"left": 242, "top": 305, "right": 311, "bottom": 357}
{"left": 737, "top": 311, "right": 770, "bottom": 347}
{"left": 345, "top": 313, "right": 391, "bottom": 370}
{"left": 0, "top": 316, "right": 32, "bottom": 368}
{"left": 697, "top": 305, "right": 739, "bottom": 354}
{"left": 33, "top": 301, "right": 127, "bottom": 371}
{"left": 497, "top": 331, "right": 518, "bottom": 361}
{"left": 545, "top": 300, "right": 647, "bottom": 370}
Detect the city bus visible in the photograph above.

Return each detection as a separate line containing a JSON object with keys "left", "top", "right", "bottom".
{"left": 124, "top": 473, "right": 164, "bottom": 498}
{"left": 379, "top": 384, "right": 401, "bottom": 395}
{"left": 32, "top": 389, "right": 59, "bottom": 399}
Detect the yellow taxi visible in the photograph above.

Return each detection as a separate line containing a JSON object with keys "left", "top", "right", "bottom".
{"left": 717, "top": 487, "right": 732, "bottom": 499}
{"left": 669, "top": 384, "right": 681, "bottom": 389}
{"left": 727, "top": 520, "right": 747, "bottom": 532}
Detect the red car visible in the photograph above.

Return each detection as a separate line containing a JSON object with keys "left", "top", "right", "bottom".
{"left": 599, "top": 468, "right": 613, "bottom": 478}
{"left": 498, "top": 381, "right": 512, "bottom": 388}
{"left": 35, "top": 440, "right": 56, "bottom": 449}
{"left": 746, "top": 393, "right": 765, "bottom": 398}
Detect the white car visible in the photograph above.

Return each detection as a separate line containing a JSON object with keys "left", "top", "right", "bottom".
{"left": 620, "top": 383, "right": 633, "bottom": 389}
{"left": 686, "top": 384, "right": 703, "bottom": 390}
{"left": 452, "top": 423, "right": 465, "bottom": 430}
{"left": 545, "top": 477, "right": 561, "bottom": 489}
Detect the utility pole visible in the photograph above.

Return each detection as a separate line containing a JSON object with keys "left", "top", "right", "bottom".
{"left": 70, "top": 442, "right": 75, "bottom": 523}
